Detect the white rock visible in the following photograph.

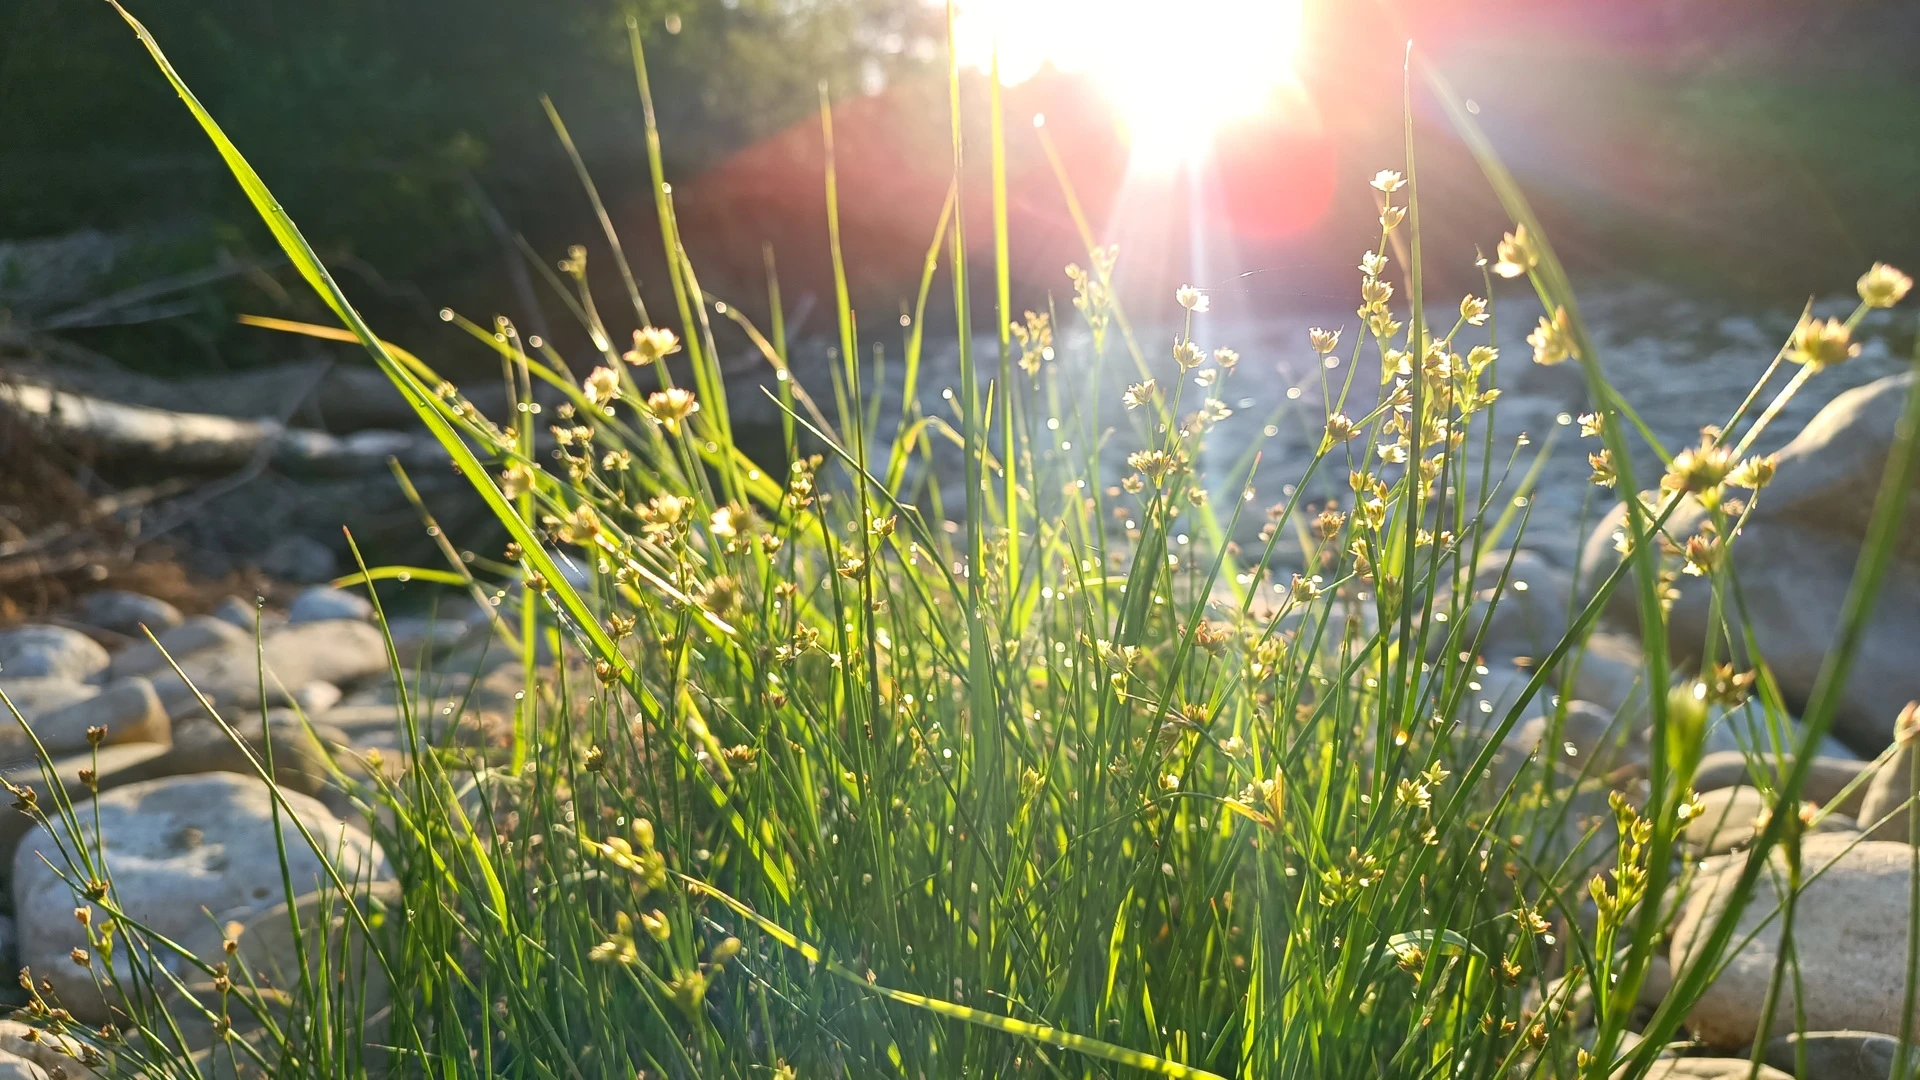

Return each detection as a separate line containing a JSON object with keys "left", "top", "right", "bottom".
{"left": 260, "top": 534, "right": 337, "bottom": 583}
{"left": 1431, "top": 549, "right": 1575, "bottom": 662}
{"left": 0, "top": 678, "right": 96, "bottom": 720}
{"left": 0, "top": 677, "right": 168, "bottom": 758}
{"left": 108, "top": 615, "right": 254, "bottom": 680}
{"left": 287, "top": 586, "right": 372, "bottom": 625}
{"left": 1672, "top": 833, "right": 1920, "bottom": 1047}
{"left": 147, "top": 619, "right": 389, "bottom": 717}
{"left": 1582, "top": 373, "right": 1920, "bottom": 751}
{"left": 0, "top": 626, "right": 109, "bottom": 683}
{"left": 11, "top": 773, "right": 385, "bottom": 1022}
{"left": 75, "top": 590, "right": 183, "bottom": 637}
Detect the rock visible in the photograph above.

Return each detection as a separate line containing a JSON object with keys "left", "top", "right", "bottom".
{"left": 1582, "top": 373, "right": 1920, "bottom": 752}
{"left": 0, "top": 678, "right": 167, "bottom": 758}
{"left": 74, "top": 590, "right": 182, "bottom": 637}
{"left": 260, "top": 534, "right": 337, "bottom": 583}
{"left": 1860, "top": 736, "right": 1919, "bottom": 842}
{"left": 11, "top": 773, "right": 385, "bottom": 1023}
{"left": 0, "top": 678, "right": 95, "bottom": 719}
{"left": 1692, "top": 751, "right": 1871, "bottom": 817}
{"left": 1764, "top": 1029, "right": 1908, "bottom": 1080}
{"left": 1432, "top": 549, "right": 1575, "bottom": 662}
{"left": 1673, "top": 833, "right": 1920, "bottom": 1048}
{"left": 0, "top": 1050, "right": 43, "bottom": 1079}
{"left": 384, "top": 614, "right": 471, "bottom": 666}
{"left": 147, "top": 620, "right": 390, "bottom": 718}
{"left": 1570, "top": 632, "right": 1647, "bottom": 714}
{"left": 0, "top": 743, "right": 175, "bottom": 865}
{"left": 212, "top": 595, "right": 262, "bottom": 630}
{"left": 1680, "top": 786, "right": 1854, "bottom": 856}
{"left": 108, "top": 615, "right": 253, "bottom": 680}
{"left": 161, "top": 713, "right": 336, "bottom": 797}
{"left": 0, "top": 626, "right": 109, "bottom": 683}
{"left": 1513, "top": 700, "right": 1641, "bottom": 777}
{"left": 0, "top": 1019, "right": 99, "bottom": 1077}
{"left": 293, "top": 680, "right": 342, "bottom": 716}
{"left": 1642, "top": 1060, "right": 1791, "bottom": 1080}
{"left": 287, "top": 586, "right": 372, "bottom": 625}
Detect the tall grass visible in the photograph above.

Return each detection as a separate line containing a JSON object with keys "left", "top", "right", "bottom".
{"left": 9, "top": 6, "right": 1918, "bottom": 1078}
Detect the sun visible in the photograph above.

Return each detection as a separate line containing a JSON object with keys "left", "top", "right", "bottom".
{"left": 951, "top": 0, "right": 1307, "bottom": 169}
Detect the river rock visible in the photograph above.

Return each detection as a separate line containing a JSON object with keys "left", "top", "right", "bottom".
{"left": 1860, "top": 734, "right": 1920, "bottom": 842}
{"left": 11, "top": 773, "right": 385, "bottom": 1023}
{"left": 1431, "top": 548, "right": 1575, "bottom": 662}
{"left": 1581, "top": 373, "right": 1920, "bottom": 752}
{"left": 1672, "top": 833, "right": 1920, "bottom": 1047}
{"left": 0, "top": 1050, "right": 46, "bottom": 1080}
{"left": 287, "top": 586, "right": 372, "bottom": 625}
{"left": 1680, "top": 785, "right": 1854, "bottom": 856}
{"left": 1692, "top": 751, "right": 1871, "bottom": 816}
{"left": 75, "top": 590, "right": 183, "bottom": 637}
{"left": 1764, "top": 1029, "right": 1910, "bottom": 1080}
{"left": 0, "top": 678, "right": 167, "bottom": 758}
{"left": 148, "top": 620, "right": 389, "bottom": 718}
{"left": 1513, "top": 700, "right": 1640, "bottom": 777}
{"left": 108, "top": 615, "right": 253, "bottom": 680}
{"left": 0, "top": 626, "right": 108, "bottom": 683}
{"left": 0, "top": 678, "right": 95, "bottom": 719}
{"left": 0, "top": 1019, "right": 99, "bottom": 1077}
{"left": 1643, "top": 1060, "right": 1790, "bottom": 1080}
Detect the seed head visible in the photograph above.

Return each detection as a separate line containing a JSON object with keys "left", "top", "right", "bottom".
{"left": 1321, "top": 413, "right": 1359, "bottom": 450}
{"left": 1309, "top": 327, "right": 1342, "bottom": 355}
{"left": 1379, "top": 205, "right": 1407, "bottom": 231}
{"left": 1172, "top": 340, "right": 1206, "bottom": 369}
{"left": 85, "top": 725, "right": 107, "bottom": 747}
{"left": 1459, "top": 294, "right": 1489, "bottom": 326}
{"left": 1787, "top": 316, "right": 1859, "bottom": 369}
{"left": 1858, "top": 262, "right": 1913, "bottom": 309}
{"left": 1359, "top": 250, "right": 1388, "bottom": 277}
{"left": 1175, "top": 285, "right": 1209, "bottom": 312}
{"left": 1213, "top": 347, "right": 1239, "bottom": 370}
{"left": 1728, "top": 455, "right": 1777, "bottom": 490}
{"left": 1122, "top": 379, "right": 1158, "bottom": 409}
{"left": 1661, "top": 439, "right": 1735, "bottom": 496}
{"left": 1360, "top": 276, "right": 1393, "bottom": 309}
{"left": 499, "top": 464, "right": 533, "bottom": 500}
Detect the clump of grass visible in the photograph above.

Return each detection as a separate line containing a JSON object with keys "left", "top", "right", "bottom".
{"left": 8, "top": 6, "right": 1918, "bottom": 1079}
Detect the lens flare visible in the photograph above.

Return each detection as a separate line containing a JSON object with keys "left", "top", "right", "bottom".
{"left": 953, "top": 0, "right": 1306, "bottom": 168}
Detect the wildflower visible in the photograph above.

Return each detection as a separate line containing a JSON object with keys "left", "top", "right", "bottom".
{"left": 1173, "top": 340, "right": 1206, "bottom": 369}
{"left": 1526, "top": 307, "right": 1578, "bottom": 366}
{"left": 1175, "top": 285, "right": 1209, "bottom": 312}
{"left": 623, "top": 326, "right": 682, "bottom": 366}
{"left": 1661, "top": 438, "right": 1734, "bottom": 495}
{"left": 646, "top": 387, "right": 700, "bottom": 433}
{"left": 836, "top": 554, "right": 865, "bottom": 578}
{"left": 1158, "top": 773, "right": 1180, "bottom": 793}
{"left": 1320, "top": 413, "right": 1359, "bottom": 451}
{"left": 1395, "top": 778, "right": 1431, "bottom": 811}
{"left": 1359, "top": 251, "right": 1388, "bottom": 277}
{"left": 1289, "top": 574, "right": 1322, "bottom": 604}
{"left": 499, "top": 463, "right": 533, "bottom": 500}
{"left": 1576, "top": 411, "right": 1603, "bottom": 437}
{"left": 1011, "top": 310, "right": 1053, "bottom": 375}
{"left": 1588, "top": 450, "right": 1617, "bottom": 488}
{"left": 1493, "top": 225, "right": 1537, "bottom": 278}
{"left": 1360, "top": 276, "right": 1393, "bottom": 309}
{"left": 1858, "top": 262, "right": 1913, "bottom": 308}
{"left": 558, "top": 503, "right": 602, "bottom": 545}
{"left": 1213, "top": 347, "right": 1239, "bottom": 370}
{"left": 1379, "top": 205, "right": 1407, "bottom": 231}
{"left": 639, "top": 910, "right": 671, "bottom": 942}
{"left": 1682, "top": 533, "right": 1723, "bottom": 576}
{"left": 1787, "top": 315, "right": 1859, "bottom": 369}
{"left": 637, "top": 493, "right": 690, "bottom": 535}
{"left": 1126, "top": 449, "right": 1183, "bottom": 483}
{"left": 1728, "top": 454, "right": 1777, "bottom": 490}
{"left": 1369, "top": 169, "right": 1405, "bottom": 193}
{"left": 709, "top": 505, "right": 742, "bottom": 539}
{"left": 601, "top": 449, "right": 632, "bottom": 472}
{"left": 1459, "top": 294, "right": 1489, "bottom": 326}
{"left": 1309, "top": 327, "right": 1342, "bottom": 355}
{"left": 1314, "top": 508, "right": 1348, "bottom": 539}
{"left": 1122, "top": 379, "right": 1158, "bottom": 409}
{"left": 582, "top": 366, "right": 621, "bottom": 406}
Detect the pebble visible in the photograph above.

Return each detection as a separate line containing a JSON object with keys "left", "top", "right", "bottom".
{"left": 260, "top": 533, "right": 338, "bottom": 583}
{"left": 10, "top": 773, "right": 385, "bottom": 1023}
{"left": 212, "top": 595, "right": 263, "bottom": 630}
{"left": 1764, "top": 1029, "right": 1911, "bottom": 1080}
{"left": 0, "top": 677, "right": 96, "bottom": 719}
{"left": 0, "top": 625, "right": 109, "bottom": 683}
{"left": 1860, "top": 736, "right": 1918, "bottom": 842}
{"left": 75, "top": 590, "right": 183, "bottom": 637}
{"left": 1691, "top": 752, "right": 1871, "bottom": 817}
{"left": 108, "top": 615, "right": 254, "bottom": 680}
{"left": 287, "top": 585, "right": 373, "bottom": 625}
{"left": 148, "top": 619, "right": 390, "bottom": 717}
{"left": 1680, "top": 785, "right": 1855, "bottom": 856}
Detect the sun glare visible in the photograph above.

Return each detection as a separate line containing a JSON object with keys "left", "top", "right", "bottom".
{"left": 952, "top": 0, "right": 1306, "bottom": 168}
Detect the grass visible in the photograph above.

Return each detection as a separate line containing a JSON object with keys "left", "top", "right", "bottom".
{"left": 3, "top": 5, "right": 1918, "bottom": 1079}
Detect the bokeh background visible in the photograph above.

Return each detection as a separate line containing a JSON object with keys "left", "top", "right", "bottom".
{"left": 5, "top": 0, "right": 1917, "bottom": 376}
